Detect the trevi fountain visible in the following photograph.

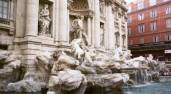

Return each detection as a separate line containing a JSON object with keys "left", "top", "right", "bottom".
{"left": 0, "top": 0, "right": 170, "bottom": 94}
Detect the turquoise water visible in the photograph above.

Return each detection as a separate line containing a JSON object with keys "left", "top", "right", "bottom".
{"left": 124, "top": 82, "right": 171, "bottom": 94}
{"left": 1, "top": 82, "right": 171, "bottom": 94}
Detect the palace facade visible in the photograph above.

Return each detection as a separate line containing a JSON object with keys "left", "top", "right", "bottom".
{"left": 128, "top": 0, "right": 171, "bottom": 63}
{"left": 0, "top": 0, "right": 127, "bottom": 67}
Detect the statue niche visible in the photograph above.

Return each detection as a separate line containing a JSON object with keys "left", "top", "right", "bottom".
{"left": 70, "top": 16, "right": 88, "bottom": 46}
{"left": 38, "top": 4, "right": 52, "bottom": 37}
{"left": 100, "top": 23, "right": 105, "bottom": 46}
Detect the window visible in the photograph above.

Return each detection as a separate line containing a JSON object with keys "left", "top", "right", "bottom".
{"left": 138, "top": 13, "right": 144, "bottom": 21}
{"left": 149, "top": 0, "right": 156, "bottom": 6}
{"left": 130, "top": 40, "right": 133, "bottom": 45}
{"left": 150, "top": 22, "right": 157, "bottom": 31}
{"left": 0, "top": 0, "right": 10, "bottom": 19}
{"left": 166, "top": 19, "right": 171, "bottom": 28}
{"left": 153, "top": 36, "right": 159, "bottom": 42}
{"left": 129, "top": 40, "right": 133, "bottom": 45}
{"left": 137, "top": 1, "right": 144, "bottom": 10}
{"left": 166, "top": 7, "right": 171, "bottom": 14}
{"left": 128, "top": 28, "right": 132, "bottom": 35}
{"left": 140, "top": 37, "right": 144, "bottom": 44}
{"left": 127, "top": 16, "right": 132, "bottom": 24}
{"left": 150, "top": 10, "right": 157, "bottom": 18}
{"left": 138, "top": 24, "right": 145, "bottom": 33}
{"left": 165, "top": 35, "right": 171, "bottom": 41}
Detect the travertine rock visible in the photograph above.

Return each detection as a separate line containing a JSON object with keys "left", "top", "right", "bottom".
{"left": 48, "top": 69, "right": 86, "bottom": 91}
{"left": 7, "top": 79, "right": 42, "bottom": 92}
{"left": 0, "top": 50, "right": 22, "bottom": 92}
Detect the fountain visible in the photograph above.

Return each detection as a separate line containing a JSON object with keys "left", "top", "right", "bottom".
{"left": 0, "top": 16, "right": 129, "bottom": 94}
{"left": 0, "top": 16, "right": 167, "bottom": 93}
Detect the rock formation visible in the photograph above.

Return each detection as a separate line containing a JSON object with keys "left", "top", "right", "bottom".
{"left": 121, "top": 53, "right": 161, "bottom": 84}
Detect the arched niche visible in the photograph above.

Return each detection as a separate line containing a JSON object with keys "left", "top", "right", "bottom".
{"left": 115, "top": 32, "right": 120, "bottom": 47}
{"left": 122, "top": 34, "right": 126, "bottom": 48}
{"left": 38, "top": 0, "right": 54, "bottom": 37}
{"left": 69, "top": 0, "right": 91, "bottom": 42}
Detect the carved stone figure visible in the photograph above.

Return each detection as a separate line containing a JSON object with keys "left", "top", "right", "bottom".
{"left": 123, "top": 50, "right": 132, "bottom": 60}
{"left": 114, "top": 47, "right": 123, "bottom": 61}
{"left": 38, "top": 4, "right": 51, "bottom": 36}
{"left": 71, "top": 39, "right": 85, "bottom": 60}
{"left": 47, "top": 50, "right": 87, "bottom": 94}
{"left": 51, "top": 50, "right": 80, "bottom": 74}
{"left": 71, "top": 15, "right": 88, "bottom": 45}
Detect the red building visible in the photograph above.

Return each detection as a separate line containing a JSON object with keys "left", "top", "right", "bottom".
{"left": 128, "top": 0, "right": 171, "bottom": 62}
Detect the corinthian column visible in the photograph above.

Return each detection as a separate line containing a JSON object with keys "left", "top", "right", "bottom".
{"left": 106, "top": 5, "right": 114, "bottom": 50}
{"left": 23, "top": 0, "right": 40, "bottom": 73}
{"left": 93, "top": 0, "right": 100, "bottom": 48}
{"left": 25, "top": 0, "right": 39, "bottom": 36}
{"left": 87, "top": 17, "right": 92, "bottom": 45}
{"left": 58, "top": 0, "right": 69, "bottom": 45}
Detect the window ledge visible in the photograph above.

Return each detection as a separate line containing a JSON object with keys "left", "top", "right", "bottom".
{"left": 0, "top": 18, "right": 14, "bottom": 30}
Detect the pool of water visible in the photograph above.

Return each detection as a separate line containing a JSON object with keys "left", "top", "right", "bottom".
{"left": 1, "top": 82, "right": 171, "bottom": 94}
{"left": 124, "top": 82, "right": 171, "bottom": 94}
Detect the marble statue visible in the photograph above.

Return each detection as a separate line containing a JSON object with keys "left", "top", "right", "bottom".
{"left": 71, "top": 38, "right": 85, "bottom": 60}
{"left": 114, "top": 46, "right": 124, "bottom": 61}
{"left": 38, "top": 4, "right": 51, "bottom": 36}
{"left": 71, "top": 15, "right": 89, "bottom": 45}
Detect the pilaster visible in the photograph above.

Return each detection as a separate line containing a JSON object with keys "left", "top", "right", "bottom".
{"left": 58, "top": 0, "right": 69, "bottom": 45}
{"left": 25, "top": 0, "right": 39, "bottom": 36}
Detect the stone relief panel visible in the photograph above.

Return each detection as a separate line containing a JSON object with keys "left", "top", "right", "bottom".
{"left": 70, "top": 0, "right": 89, "bottom": 10}
{"left": 38, "top": 1, "right": 52, "bottom": 37}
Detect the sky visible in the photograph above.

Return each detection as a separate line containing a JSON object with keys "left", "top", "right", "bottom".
{"left": 126, "top": 0, "right": 134, "bottom": 4}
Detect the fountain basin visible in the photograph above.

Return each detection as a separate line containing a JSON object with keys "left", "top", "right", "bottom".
{"left": 124, "top": 81, "right": 171, "bottom": 94}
